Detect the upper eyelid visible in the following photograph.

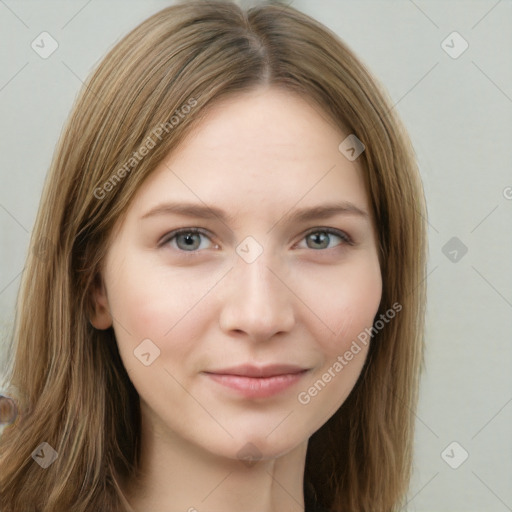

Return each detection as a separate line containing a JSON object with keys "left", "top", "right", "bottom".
{"left": 159, "top": 227, "right": 210, "bottom": 245}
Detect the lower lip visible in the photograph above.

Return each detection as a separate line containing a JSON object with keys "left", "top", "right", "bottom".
{"left": 204, "top": 371, "right": 308, "bottom": 399}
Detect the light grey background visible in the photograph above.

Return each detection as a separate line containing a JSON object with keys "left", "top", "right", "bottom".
{"left": 1, "top": 1, "right": 511, "bottom": 510}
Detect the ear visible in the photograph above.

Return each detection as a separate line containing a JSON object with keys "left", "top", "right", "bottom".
{"left": 89, "top": 274, "right": 113, "bottom": 330}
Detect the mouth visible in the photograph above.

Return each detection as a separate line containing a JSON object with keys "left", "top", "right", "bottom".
{"left": 202, "top": 364, "right": 310, "bottom": 399}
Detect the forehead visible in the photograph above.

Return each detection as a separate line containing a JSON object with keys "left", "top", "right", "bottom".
{"left": 175, "top": 87, "right": 348, "bottom": 168}
{"left": 128, "top": 87, "right": 369, "bottom": 224}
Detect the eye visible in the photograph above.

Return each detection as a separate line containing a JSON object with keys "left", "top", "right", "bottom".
{"left": 159, "top": 227, "right": 353, "bottom": 254}
{"left": 297, "top": 228, "right": 353, "bottom": 250}
{"left": 160, "top": 228, "right": 216, "bottom": 252}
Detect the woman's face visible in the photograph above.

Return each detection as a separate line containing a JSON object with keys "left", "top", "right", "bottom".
{"left": 92, "top": 87, "right": 382, "bottom": 462}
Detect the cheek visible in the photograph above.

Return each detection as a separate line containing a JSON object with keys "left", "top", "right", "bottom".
{"left": 110, "top": 277, "right": 170, "bottom": 338}
{"left": 106, "top": 259, "right": 217, "bottom": 373}
{"left": 295, "top": 262, "right": 381, "bottom": 421}
{"left": 304, "top": 256, "right": 382, "bottom": 355}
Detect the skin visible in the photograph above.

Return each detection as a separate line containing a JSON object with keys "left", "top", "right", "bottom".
{"left": 91, "top": 86, "right": 382, "bottom": 512}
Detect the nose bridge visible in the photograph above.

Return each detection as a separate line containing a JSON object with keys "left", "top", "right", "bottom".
{"left": 219, "top": 244, "right": 295, "bottom": 340}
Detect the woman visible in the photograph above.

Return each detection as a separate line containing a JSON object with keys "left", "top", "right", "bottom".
{"left": 0, "top": 1, "right": 427, "bottom": 511}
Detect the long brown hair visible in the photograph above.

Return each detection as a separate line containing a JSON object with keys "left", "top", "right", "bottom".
{"left": 0, "top": 1, "right": 427, "bottom": 510}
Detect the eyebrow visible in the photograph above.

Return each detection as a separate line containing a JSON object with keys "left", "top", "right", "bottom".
{"left": 140, "top": 201, "right": 369, "bottom": 224}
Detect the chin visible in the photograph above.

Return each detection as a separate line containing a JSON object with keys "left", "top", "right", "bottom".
{"left": 225, "top": 432, "right": 304, "bottom": 464}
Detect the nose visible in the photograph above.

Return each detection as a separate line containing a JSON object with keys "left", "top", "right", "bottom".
{"left": 218, "top": 249, "right": 295, "bottom": 342}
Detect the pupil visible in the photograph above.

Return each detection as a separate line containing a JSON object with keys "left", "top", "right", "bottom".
{"left": 177, "top": 233, "right": 199, "bottom": 250}
{"left": 311, "top": 232, "right": 328, "bottom": 248}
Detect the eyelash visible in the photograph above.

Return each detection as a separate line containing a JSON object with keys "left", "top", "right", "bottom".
{"left": 159, "top": 227, "right": 354, "bottom": 254}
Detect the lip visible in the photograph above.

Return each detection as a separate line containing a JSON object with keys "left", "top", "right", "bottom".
{"left": 203, "top": 364, "right": 309, "bottom": 399}
{"left": 205, "top": 364, "right": 308, "bottom": 378}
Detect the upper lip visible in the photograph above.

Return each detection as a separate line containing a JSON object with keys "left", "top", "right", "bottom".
{"left": 204, "top": 364, "right": 308, "bottom": 378}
